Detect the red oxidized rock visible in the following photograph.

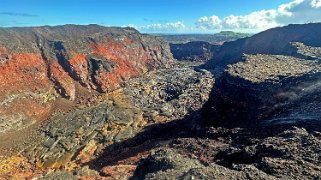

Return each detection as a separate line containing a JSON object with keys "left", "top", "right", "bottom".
{"left": 0, "top": 24, "right": 173, "bottom": 131}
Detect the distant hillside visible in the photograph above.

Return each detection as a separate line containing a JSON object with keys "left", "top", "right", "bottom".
{"left": 206, "top": 23, "right": 321, "bottom": 68}
{"left": 216, "top": 31, "right": 252, "bottom": 38}
{"left": 155, "top": 31, "right": 252, "bottom": 45}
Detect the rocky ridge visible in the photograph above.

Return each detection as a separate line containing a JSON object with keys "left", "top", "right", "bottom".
{"left": 207, "top": 23, "right": 321, "bottom": 68}
{"left": 134, "top": 148, "right": 275, "bottom": 179}
{"left": 291, "top": 42, "right": 321, "bottom": 59}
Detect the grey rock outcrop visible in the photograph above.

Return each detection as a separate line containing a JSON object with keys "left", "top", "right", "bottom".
{"left": 170, "top": 41, "right": 218, "bottom": 61}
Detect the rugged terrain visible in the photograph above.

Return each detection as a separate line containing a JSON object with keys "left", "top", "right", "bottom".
{"left": 0, "top": 25, "right": 215, "bottom": 178}
{"left": 1, "top": 23, "right": 321, "bottom": 179}
{"left": 138, "top": 24, "right": 321, "bottom": 179}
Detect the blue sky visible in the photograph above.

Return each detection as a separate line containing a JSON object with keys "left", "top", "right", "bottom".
{"left": 1, "top": 0, "right": 321, "bottom": 33}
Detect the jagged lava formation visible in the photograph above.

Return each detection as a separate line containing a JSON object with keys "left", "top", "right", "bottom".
{"left": 0, "top": 24, "right": 173, "bottom": 133}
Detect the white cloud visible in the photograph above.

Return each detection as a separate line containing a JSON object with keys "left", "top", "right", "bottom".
{"left": 121, "top": 24, "right": 137, "bottom": 28}
{"left": 196, "top": 0, "right": 321, "bottom": 32}
{"left": 311, "top": 0, "right": 321, "bottom": 8}
{"left": 138, "top": 21, "right": 186, "bottom": 33}
{"left": 223, "top": 10, "right": 279, "bottom": 29}
{"left": 133, "top": 0, "right": 321, "bottom": 33}
{"left": 195, "top": 15, "right": 222, "bottom": 30}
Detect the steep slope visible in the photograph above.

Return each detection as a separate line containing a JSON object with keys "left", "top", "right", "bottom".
{"left": 0, "top": 24, "right": 173, "bottom": 133}
{"left": 207, "top": 23, "right": 321, "bottom": 68}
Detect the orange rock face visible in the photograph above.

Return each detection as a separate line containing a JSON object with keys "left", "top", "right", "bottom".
{"left": 67, "top": 36, "right": 165, "bottom": 92}
{"left": 0, "top": 51, "right": 53, "bottom": 132}
{"left": 0, "top": 52, "right": 49, "bottom": 96}
{"left": 49, "top": 60, "right": 76, "bottom": 100}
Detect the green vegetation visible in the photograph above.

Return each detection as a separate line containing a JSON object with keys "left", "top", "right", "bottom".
{"left": 216, "top": 31, "right": 252, "bottom": 38}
